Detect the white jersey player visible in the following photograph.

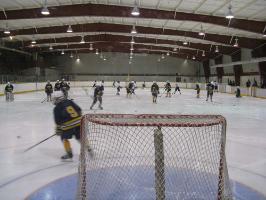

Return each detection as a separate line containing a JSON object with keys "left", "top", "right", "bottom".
{"left": 116, "top": 81, "right": 122, "bottom": 95}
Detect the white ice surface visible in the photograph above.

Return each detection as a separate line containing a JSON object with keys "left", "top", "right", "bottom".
{"left": 0, "top": 87, "right": 266, "bottom": 200}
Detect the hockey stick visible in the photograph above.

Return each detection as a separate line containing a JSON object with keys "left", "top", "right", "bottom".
{"left": 23, "top": 133, "right": 57, "bottom": 152}
{"left": 158, "top": 90, "right": 166, "bottom": 97}
{"left": 41, "top": 97, "right": 47, "bottom": 103}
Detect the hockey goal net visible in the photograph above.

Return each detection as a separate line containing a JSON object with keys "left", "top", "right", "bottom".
{"left": 78, "top": 114, "right": 232, "bottom": 200}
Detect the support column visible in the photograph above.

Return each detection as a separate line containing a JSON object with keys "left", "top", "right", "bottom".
{"left": 203, "top": 60, "right": 210, "bottom": 83}
{"left": 154, "top": 127, "right": 165, "bottom": 200}
{"left": 252, "top": 44, "right": 266, "bottom": 87}
{"left": 215, "top": 56, "right": 223, "bottom": 83}
{"left": 231, "top": 51, "right": 242, "bottom": 86}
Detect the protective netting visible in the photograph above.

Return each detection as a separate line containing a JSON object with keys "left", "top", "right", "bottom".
{"left": 78, "top": 114, "right": 233, "bottom": 200}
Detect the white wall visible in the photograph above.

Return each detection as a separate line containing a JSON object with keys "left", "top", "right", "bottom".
{"left": 222, "top": 55, "right": 234, "bottom": 74}
{"left": 209, "top": 59, "right": 216, "bottom": 75}
{"left": 1, "top": 81, "right": 265, "bottom": 98}
{"left": 241, "top": 48, "right": 259, "bottom": 73}
{"left": 45, "top": 68, "right": 60, "bottom": 81}
{"left": 51, "top": 53, "right": 199, "bottom": 76}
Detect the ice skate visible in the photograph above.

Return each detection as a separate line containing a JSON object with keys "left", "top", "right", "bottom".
{"left": 61, "top": 152, "right": 73, "bottom": 160}
{"left": 88, "top": 147, "right": 94, "bottom": 158}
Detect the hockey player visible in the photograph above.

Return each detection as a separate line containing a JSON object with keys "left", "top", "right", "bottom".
{"left": 195, "top": 84, "right": 200, "bottom": 98}
{"left": 164, "top": 81, "right": 172, "bottom": 97}
{"left": 116, "top": 81, "right": 122, "bottom": 95}
{"left": 151, "top": 81, "right": 159, "bottom": 103}
{"left": 54, "top": 80, "right": 61, "bottom": 91}
{"left": 5, "top": 82, "right": 14, "bottom": 102}
{"left": 90, "top": 84, "right": 104, "bottom": 110}
{"left": 52, "top": 91, "right": 92, "bottom": 160}
{"left": 213, "top": 81, "right": 218, "bottom": 92}
{"left": 236, "top": 86, "right": 241, "bottom": 98}
{"left": 206, "top": 82, "right": 214, "bottom": 102}
{"left": 126, "top": 81, "right": 134, "bottom": 97}
{"left": 142, "top": 81, "right": 146, "bottom": 89}
{"left": 60, "top": 79, "right": 70, "bottom": 99}
{"left": 173, "top": 83, "right": 181, "bottom": 94}
{"left": 45, "top": 81, "right": 53, "bottom": 101}
{"left": 131, "top": 81, "right": 136, "bottom": 95}
{"left": 67, "top": 82, "right": 71, "bottom": 94}
{"left": 126, "top": 84, "right": 131, "bottom": 98}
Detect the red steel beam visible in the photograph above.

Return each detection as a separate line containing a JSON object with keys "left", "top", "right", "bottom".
{"left": 48, "top": 48, "right": 200, "bottom": 62}
{"left": 2, "top": 23, "right": 264, "bottom": 49}
{"left": 21, "top": 34, "right": 237, "bottom": 55}
{"left": 0, "top": 3, "right": 265, "bottom": 34}
{"left": 30, "top": 42, "right": 204, "bottom": 61}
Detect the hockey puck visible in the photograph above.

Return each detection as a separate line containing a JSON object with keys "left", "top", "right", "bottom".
{"left": 17, "top": 136, "right": 21, "bottom": 139}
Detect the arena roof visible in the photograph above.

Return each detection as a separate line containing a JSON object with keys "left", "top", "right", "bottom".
{"left": 0, "top": 0, "right": 265, "bottom": 61}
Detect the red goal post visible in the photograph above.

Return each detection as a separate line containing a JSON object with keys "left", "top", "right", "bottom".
{"left": 78, "top": 114, "right": 232, "bottom": 200}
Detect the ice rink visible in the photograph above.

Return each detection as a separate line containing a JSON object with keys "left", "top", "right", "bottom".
{"left": 0, "top": 87, "right": 266, "bottom": 200}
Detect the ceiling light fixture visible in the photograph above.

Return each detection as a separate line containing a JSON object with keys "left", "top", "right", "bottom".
{"left": 80, "top": 35, "right": 85, "bottom": 44}
{"left": 41, "top": 0, "right": 50, "bottom": 15}
{"left": 202, "top": 51, "right": 205, "bottom": 57}
{"left": 70, "top": 52, "right": 74, "bottom": 58}
{"left": 233, "top": 38, "right": 239, "bottom": 47}
{"left": 131, "top": 1, "right": 140, "bottom": 16}
{"left": 49, "top": 45, "right": 53, "bottom": 50}
{"left": 9, "top": 36, "right": 13, "bottom": 40}
{"left": 61, "top": 50, "right": 64, "bottom": 55}
{"left": 183, "top": 40, "right": 188, "bottom": 45}
{"left": 95, "top": 49, "right": 99, "bottom": 55}
{"left": 31, "top": 37, "right": 36, "bottom": 44}
{"left": 4, "top": 25, "right": 10, "bottom": 34}
{"left": 67, "top": 25, "right": 73, "bottom": 33}
{"left": 226, "top": 4, "right": 234, "bottom": 19}
{"left": 76, "top": 56, "right": 80, "bottom": 62}
{"left": 131, "top": 25, "right": 137, "bottom": 34}
{"left": 173, "top": 47, "right": 177, "bottom": 51}
{"left": 161, "top": 54, "right": 165, "bottom": 59}
{"left": 192, "top": 56, "right": 196, "bottom": 60}
{"left": 131, "top": 37, "right": 135, "bottom": 44}
{"left": 166, "top": 52, "right": 170, "bottom": 56}
{"left": 199, "top": 24, "right": 205, "bottom": 36}
{"left": 89, "top": 43, "right": 93, "bottom": 51}
{"left": 215, "top": 45, "right": 219, "bottom": 53}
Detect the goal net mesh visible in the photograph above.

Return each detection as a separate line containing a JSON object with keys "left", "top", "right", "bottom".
{"left": 78, "top": 114, "right": 232, "bottom": 200}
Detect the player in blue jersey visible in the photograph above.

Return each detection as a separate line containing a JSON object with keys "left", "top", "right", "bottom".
{"left": 53, "top": 91, "right": 92, "bottom": 160}
{"left": 90, "top": 84, "right": 104, "bottom": 110}
{"left": 5, "top": 82, "right": 14, "bottom": 102}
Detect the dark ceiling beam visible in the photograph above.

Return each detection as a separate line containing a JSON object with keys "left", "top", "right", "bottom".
{"left": 22, "top": 34, "right": 236, "bottom": 55}
{"left": 0, "top": 3, "right": 265, "bottom": 34}
{"left": 2, "top": 23, "right": 263, "bottom": 49}
{"left": 45, "top": 48, "right": 199, "bottom": 62}
{"left": 54, "top": 41, "right": 217, "bottom": 60}
{"left": 31, "top": 42, "right": 204, "bottom": 61}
